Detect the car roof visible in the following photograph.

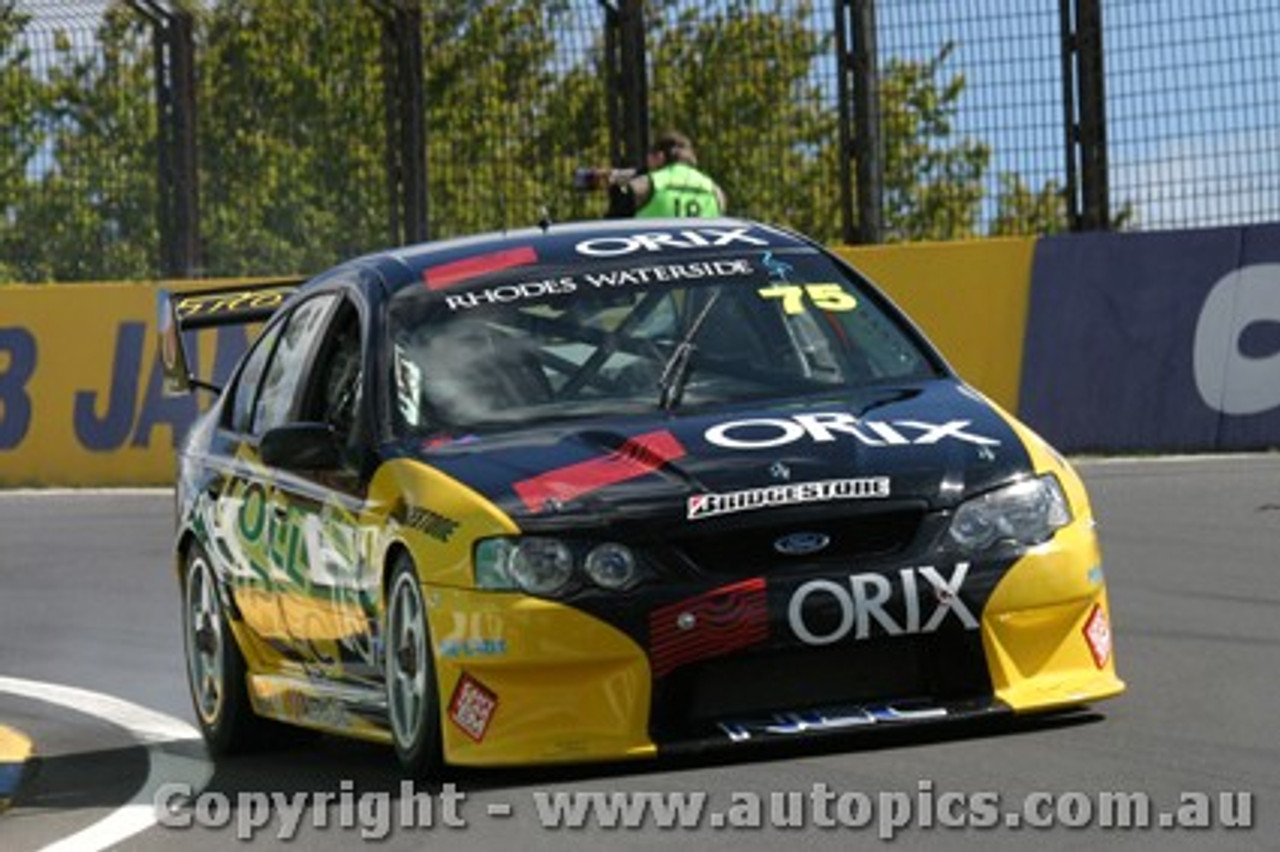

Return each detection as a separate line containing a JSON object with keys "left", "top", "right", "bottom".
{"left": 325, "top": 217, "right": 819, "bottom": 297}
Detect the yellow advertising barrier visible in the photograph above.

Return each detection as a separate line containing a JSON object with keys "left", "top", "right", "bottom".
{"left": 835, "top": 237, "right": 1036, "bottom": 413}
{"left": 0, "top": 280, "right": 283, "bottom": 487}
{"left": 0, "top": 240, "right": 1036, "bottom": 487}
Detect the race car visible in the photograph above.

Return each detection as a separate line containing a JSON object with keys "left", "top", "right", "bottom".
{"left": 159, "top": 218, "right": 1124, "bottom": 776}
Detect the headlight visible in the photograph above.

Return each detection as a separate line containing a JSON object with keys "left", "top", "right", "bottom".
{"left": 474, "top": 539, "right": 516, "bottom": 589}
{"left": 508, "top": 538, "right": 574, "bottom": 595}
{"left": 474, "top": 537, "right": 641, "bottom": 595}
{"left": 584, "top": 543, "right": 638, "bottom": 590}
{"left": 947, "top": 475, "right": 1072, "bottom": 553}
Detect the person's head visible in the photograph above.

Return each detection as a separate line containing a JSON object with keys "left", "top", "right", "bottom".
{"left": 647, "top": 129, "right": 697, "bottom": 171}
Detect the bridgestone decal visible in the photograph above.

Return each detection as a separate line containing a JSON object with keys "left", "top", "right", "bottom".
{"left": 687, "top": 477, "right": 890, "bottom": 520}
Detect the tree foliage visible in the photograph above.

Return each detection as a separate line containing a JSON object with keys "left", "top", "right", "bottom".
{"left": 991, "top": 174, "right": 1067, "bottom": 237}
{"left": 199, "top": 0, "right": 389, "bottom": 276}
{"left": 2, "top": 2, "right": 158, "bottom": 281}
{"left": 879, "top": 44, "right": 991, "bottom": 242}
{"left": 0, "top": 0, "right": 1071, "bottom": 283}
{"left": 0, "top": 0, "right": 43, "bottom": 281}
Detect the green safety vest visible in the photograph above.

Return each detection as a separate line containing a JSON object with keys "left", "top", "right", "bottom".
{"left": 636, "top": 163, "right": 723, "bottom": 218}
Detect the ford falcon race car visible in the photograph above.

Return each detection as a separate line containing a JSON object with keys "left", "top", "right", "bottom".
{"left": 160, "top": 218, "right": 1123, "bottom": 776}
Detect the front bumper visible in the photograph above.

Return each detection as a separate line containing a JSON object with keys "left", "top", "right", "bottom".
{"left": 424, "top": 522, "right": 1124, "bottom": 767}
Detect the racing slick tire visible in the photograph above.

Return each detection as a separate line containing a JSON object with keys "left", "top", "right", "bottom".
{"left": 181, "top": 541, "right": 277, "bottom": 754}
{"left": 385, "top": 553, "right": 444, "bottom": 778}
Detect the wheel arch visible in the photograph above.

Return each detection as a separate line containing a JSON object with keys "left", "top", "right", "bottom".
{"left": 382, "top": 540, "right": 416, "bottom": 606}
{"left": 175, "top": 528, "right": 199, "bottom": 579}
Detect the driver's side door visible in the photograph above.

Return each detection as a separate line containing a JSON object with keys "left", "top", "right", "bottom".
{"left": 251, "top": 293, "right": 382, "bottom": 686}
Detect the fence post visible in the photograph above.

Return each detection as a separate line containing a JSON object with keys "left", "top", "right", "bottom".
{"left": 372, "top": 0, "right": 428, "bottom": 245}
{"left": 1060, "top": 0, "right": 1109, "bottom": 230}
{"left": 608, "top": 0, "right": 648, "bottom": 169}
{"left": 836, "top": 0, "right": 882, "bottom": 244}
{"left": 130, "top": 1, "right": 201, "bottom": 278}
{"left": 601, "top": 1, "right": 646, "bottom": 171}
{"left": 602, "top": 3, "right": 621, "bottom": 168}
{"left": 601, "top": 0, "right": 647, "bottom": 218}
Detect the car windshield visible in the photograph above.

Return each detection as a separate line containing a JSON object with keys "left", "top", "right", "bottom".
{"left": 387, "top": 246, "right": 941, "bottom": 437}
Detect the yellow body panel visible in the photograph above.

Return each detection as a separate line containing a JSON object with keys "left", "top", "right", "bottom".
{"left": 981, "top": 397, "right": 1126, "bottom": 711}
{"left": 425, "top": 587, "right": 656, "bottom": 766}
{"left": 365, "top": 458, "right": 520, "bottom": 589}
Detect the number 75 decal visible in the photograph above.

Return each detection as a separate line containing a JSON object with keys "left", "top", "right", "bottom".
{"left": 757, "top": 284, "right": 858, "bottom": 314}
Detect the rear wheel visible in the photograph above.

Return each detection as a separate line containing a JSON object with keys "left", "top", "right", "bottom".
{"left": 182, "top": 541, "right": 270, "bottom": 754}
{"left": 386, "top": 554, "right": 442, "bottom": 777}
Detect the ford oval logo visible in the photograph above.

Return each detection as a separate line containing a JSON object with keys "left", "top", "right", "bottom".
{"left": 774, "top": 531, "right": 831, "bottom": 556}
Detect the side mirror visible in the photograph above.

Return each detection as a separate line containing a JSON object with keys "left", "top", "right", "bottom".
{"left": 259, "top": 423, "right": 342, "bottom": 471}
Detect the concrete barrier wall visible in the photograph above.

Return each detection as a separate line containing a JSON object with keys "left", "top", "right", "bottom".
{"left": 835, "top": 237, "right": 1036, "bottom": 414}
{"left": 2, "top": 228, "right": 1277, "bottom": 486}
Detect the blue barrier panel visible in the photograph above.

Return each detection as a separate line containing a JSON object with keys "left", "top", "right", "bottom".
{"left": 1019, "top": 224, "right": 1280, "bottom": 453}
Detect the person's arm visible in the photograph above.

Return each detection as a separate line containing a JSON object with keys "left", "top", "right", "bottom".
{"left": 605, "top": 183, "right": 636, "bottom": 218}
{"left": 625, "top": 173, "right": 654, "bottom": 213}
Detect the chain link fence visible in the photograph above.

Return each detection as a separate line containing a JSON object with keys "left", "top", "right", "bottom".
{"left": 1104, "top": 0, "right": 1280, "bottom": 230}
{"left": 3, "top": 0, "right": 160, "bottom": 281}
{"left": 876, "top": 1, "right": 1066, "bottom": 238}
{"left": 3, "top": 0, "right": 1280, "bottom": 282}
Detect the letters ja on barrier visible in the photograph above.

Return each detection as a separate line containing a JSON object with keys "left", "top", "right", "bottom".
{"left": 0, "top": 282, "right": 255, "bottom": 486}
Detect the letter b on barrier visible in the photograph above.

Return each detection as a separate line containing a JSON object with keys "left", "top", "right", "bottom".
{"left": 0, "top": 327, "right": 36, "bottom": 450}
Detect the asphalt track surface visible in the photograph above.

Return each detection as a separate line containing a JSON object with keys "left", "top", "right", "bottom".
{"left": 0, "top": 456, "right": 1277, "bottom": 851}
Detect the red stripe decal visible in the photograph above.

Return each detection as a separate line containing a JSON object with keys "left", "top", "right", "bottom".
{"left": 423, "top": 246, "right": 538, "bottom": 290}
{"left": 649, "top": 578, "right": 769, "bottom": 677}
{"left": 513, "top": 430, "right": 686, "bottom": 513}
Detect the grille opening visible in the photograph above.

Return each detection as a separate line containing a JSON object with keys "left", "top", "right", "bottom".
{"left": 650, "top": 633, "right": 990, "bottom": 740}
{"left": 672, "top": 507, "right": 926, "bottom": 577}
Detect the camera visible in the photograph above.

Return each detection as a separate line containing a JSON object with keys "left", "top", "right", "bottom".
{"left": 572, "top": 167, "right": 637, "bottom": 191}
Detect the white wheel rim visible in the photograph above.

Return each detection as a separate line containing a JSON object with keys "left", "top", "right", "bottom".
{"left": 185, "top": 554, "right": 225, "bottom": 724}
{"left": 387, "top": 571, "right": 428, "bottom": 748}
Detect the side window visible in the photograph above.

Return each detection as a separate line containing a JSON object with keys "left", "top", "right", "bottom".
{"left": 229, "top": 322, "right": 283, "bottom": 434}
{"left": 253, "top": 295, "right": 337, "bottom": 435}
{"left": 299, "top": 300, "right": 363, "bottom": 445}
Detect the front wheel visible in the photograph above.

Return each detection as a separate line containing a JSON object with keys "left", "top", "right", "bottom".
{"left": 385, "top": 554, "right": 442, "bottom": 777}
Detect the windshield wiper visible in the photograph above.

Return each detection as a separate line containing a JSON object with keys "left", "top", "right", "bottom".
{"left": 657, "top": 289, "right": 723, "bottom": 411}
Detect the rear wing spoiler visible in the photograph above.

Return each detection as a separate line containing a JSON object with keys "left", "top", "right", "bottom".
{"left": 157, "top": 279, "right": 303, "bottom": 396}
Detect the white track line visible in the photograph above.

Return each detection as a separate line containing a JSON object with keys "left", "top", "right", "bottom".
{"left": 0, "top": 676, "right": 211, "bottom": 852}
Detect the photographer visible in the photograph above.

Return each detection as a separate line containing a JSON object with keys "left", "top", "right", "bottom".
{"left": 578, "top": 130, "right": 727, "bottom": 219}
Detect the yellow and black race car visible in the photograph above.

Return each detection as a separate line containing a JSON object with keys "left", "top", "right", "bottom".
{"left": 159, "top": 218, "right": 1123, "bottom": 776}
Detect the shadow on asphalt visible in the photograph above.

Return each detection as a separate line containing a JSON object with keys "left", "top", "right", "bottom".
{"left": 197, "top": 708, "right": 1107, "bottom": 797}
{"left": 13, "top": 743, "right": 149, "bottom": 811}
{"left": 6, "top": 709, "right": 1106, "bottom": 811}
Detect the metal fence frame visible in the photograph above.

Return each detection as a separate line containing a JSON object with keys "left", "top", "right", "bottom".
{"left": 117, "top": 0, "right": 1114, "bottom": 270}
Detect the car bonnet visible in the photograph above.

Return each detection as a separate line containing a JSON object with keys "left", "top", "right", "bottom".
{"left": 396, "top": 379, "right": 1033, "bottom": 532}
